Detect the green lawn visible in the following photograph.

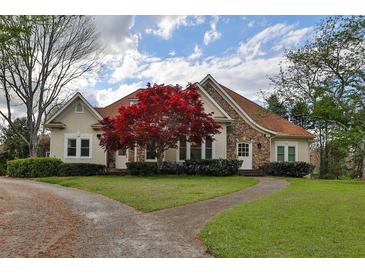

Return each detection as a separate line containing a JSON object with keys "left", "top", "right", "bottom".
{"left": 36, "top": 175, "right": 257, "bottom": 212}
{"left": 200, "top": 177, "right": 365, "bottom": 257}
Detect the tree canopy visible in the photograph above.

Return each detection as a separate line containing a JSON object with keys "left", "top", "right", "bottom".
{"left": 268, "top": 16, "right": 365, "bottom": 178}
{"left": 0, "top": 16, "right": 100, "bottom": 156}
{"left": 100, "top": 84, "right": 221, "bottom": 168}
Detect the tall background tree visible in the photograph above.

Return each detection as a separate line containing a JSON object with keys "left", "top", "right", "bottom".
{"left": 0, "top": 117, "right": 29, "bottom": 160}
{"left": 267, "top": 16, "right": 365, "bottom": 178}
{"left": 100, "top": 84, "right": 221, "bottom": 170}
{"left": 0, "top": 16, "right": 100, "bottom": 156}
{"left": 263, "top": 94, "right": 288, "bottom": 119}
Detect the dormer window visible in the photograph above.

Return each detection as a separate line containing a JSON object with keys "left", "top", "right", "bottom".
{"left": 75, "top": 102, "right": 84, "bottom": 113}
{"left": 129, "top": 99, "right": 138, "bottom": 106}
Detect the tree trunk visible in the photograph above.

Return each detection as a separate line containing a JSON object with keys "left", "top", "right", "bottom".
{"left": 29, "top": 133, "right": 38, "bottom": 157}
{"left": 156, "top": 151, "right": 164, "bottom": 173}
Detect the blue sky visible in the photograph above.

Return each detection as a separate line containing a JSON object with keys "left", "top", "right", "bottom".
{"left": 81, "top": 15, "right": 326, "bottom": 107}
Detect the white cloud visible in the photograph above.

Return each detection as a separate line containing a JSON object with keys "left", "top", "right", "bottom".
{"left": 238, "top": 23, "right": 310, "bottom": 61}
{"left": 145, "top": 16, "right": 205, "bottom": 40}
{"left": 95, "top": 16, "right": 137, "bottom": 54}
{"left": 86, "top": 82, "right": 144, "bottom": 107}
{"left": 273, "top": 27, "right": 313, "bottom": 51}
{"left": 137, "top": 54, "right": 283, "bottom": 101}
{"left": 188, "top": 45, "right": 202, "bottom": 60}
{"left": 168, "top": 50, "right": 176, "bottom": 56}
{"left": 83, "top": 20, "right": 313, "bottom": 107}
{"left": 203, "top": 16, "right": 222, "bottom": 45}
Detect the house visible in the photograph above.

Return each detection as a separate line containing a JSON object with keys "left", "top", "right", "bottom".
{"left": 45, "top": 74, "right": 314, "bottom": 171}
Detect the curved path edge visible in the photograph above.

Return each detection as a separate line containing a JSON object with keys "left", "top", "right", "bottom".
{"left": 0, "top": 176, "right": 288, "bottom": 257}
{"left": 150, "top": 177, "right": 289, "bottom": 240}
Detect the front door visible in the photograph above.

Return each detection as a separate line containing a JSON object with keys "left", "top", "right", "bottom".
{"left": 237, "top": 142, "right": 252, "bottom": 170}
{"left": 115, "top": 148, "right": 128, "bottom": 169}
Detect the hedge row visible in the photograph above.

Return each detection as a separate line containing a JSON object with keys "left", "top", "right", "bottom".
{"left": 58, "top": 163, "right": 106, "bottom": 176}
{"left": 6, "top": 157, "right": 314, "bottom": 178}
{"left": 7, "top": 157, "right": 106, "bottom": 177}
{"left": 126, "top": 159, "right": 243, "bottom": 176}
{"left": 7, "top": 157, "right": 63, "bottom": 177}
{"left": 0, "top": 161, "right": 6, "bottom": 176}
{"left": 263, "top": 161, "right": 314, "bottom": 177}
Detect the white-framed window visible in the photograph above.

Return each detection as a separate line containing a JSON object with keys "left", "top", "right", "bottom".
{"left": 288, "top": 146, "right": 296, "bottom": 162}
{"left": 275, "top": 141, "right": 298, "bottom": 162}
{"left": 75, "top": 102, "right": 84, "bottom": 113}
{"left": 277, "top": 145, "right": 285, "bottom": 162}
{"left": 179, "top": 138, "right": 187, "bottom": 161}
{"left": 67, "top": 138, "right": 77, "bottom": 157}
{"left": 64, "top": 133, "right": 92, "bottom": 159}
{"left": 205, "top": 139, "right": 213, "bottom": 160}
{"left": 190, "top": 141, "right": 202, "bottom": 160}
{"left": 118, "top": 148, "right": 127, "bottom": 156}
{"left": 237, "top": 143, "right": 249, "bottom": 157}
{"left": 80, "top": 138, "right": 90, "bottom": 157}
{"left": 129, "top": 99, "right": 138, "bottom": 106}
{"left": 177, "top": 138, "right": 215, "bottom": 161}
{"left": 145, "top": 142, "right": 157, "bottom": 161}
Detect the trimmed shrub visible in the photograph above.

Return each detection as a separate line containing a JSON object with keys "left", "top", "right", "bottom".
{"left": 126, "top": 162, "right": 158, "bottom": 176}
{"left": 7, "top": 157, "right": 62, "bottom": 177}
{"left": 160, "top": 161, "right": 184, "bottom": 175}
{"left": 58, "top": 163, "right": 106, "bottom": 176}
{"left": 126, "top": 159, "right": 242, "bottom": 176}
{"left": 183, "top": 159, "right": 242, "bottom": 176}
{"left": 263, "top": 161, "right": 314, "bottom": 177}
{"left": 0, "top": 161, "right": 7, "bottom": 176}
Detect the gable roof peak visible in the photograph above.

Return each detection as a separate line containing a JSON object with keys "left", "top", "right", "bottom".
{"left": 46, "top": 92, "right": 102, "bottom": 124}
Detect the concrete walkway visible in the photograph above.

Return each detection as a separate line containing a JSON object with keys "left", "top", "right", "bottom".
{"left": 151, "top": 177, "right": 289, "bottom": 240}
{"left": 0, "top": 176, "right": 288, "bottom": 257}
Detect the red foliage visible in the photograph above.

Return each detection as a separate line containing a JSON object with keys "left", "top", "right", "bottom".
{"left": 100, "top": 83, "right": 221, "bottom": 160}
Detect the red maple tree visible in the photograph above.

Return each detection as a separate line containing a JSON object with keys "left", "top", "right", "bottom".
{"left": 100, "top": 83, "right": 221, "bottom": 168}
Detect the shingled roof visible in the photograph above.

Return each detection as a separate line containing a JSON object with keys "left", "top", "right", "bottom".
{"left": 94, "top": 88, "right": 145, "bottom": 118}
{"left": 93, "top": 82, "right": 313, "bottom": 138}
{"left": 220, "top": 84, "right": 313, "bottom": 138}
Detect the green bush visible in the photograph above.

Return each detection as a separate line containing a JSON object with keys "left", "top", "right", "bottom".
{"left": 126, "top": 159, "right": 242, "bottom": 176}
{"left": 0, "top": 161, "right": 7, "bottom": 176}
{"left": 58, "top": 163, "right": 106, "bottom": 176}
{"left": 160, "top": 161, "right": 184, "bottom": 175}
{"left": 263, "top": 161, "right": 314, "bottom": 177}
{"left": 183, "top": 159, "right": 242, "bottom": 176}
{"left": 7, "top": 157, "right": 62, "bottom": 177}
{"left": 126, "top": 162, "right": 158, "bottom": 176}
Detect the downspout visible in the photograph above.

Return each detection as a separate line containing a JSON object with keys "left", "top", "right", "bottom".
{"left": 268, "top": 134, "right": 275, "bottom": 162}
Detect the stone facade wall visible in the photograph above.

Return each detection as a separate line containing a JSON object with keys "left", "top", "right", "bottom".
{"left": 202, "top": 81, "right": 271, "bottom": 169}
{"left": 136, "top": 146, "right": 146, "bottom": 162}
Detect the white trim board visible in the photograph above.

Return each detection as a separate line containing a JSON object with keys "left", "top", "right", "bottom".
{"left": 196, "top": 83, "right": 233, "bottom": 121}
{"left": 46, "top": 92, "right": 103, "bottom": 124}
{"left": 64, "top": 133, "right": 93, "bottom": 160}
{"left": 274, "top": 140, "right": 299, "bottom": 162}
{"left": 199, "top": 74, "right": 278, "bottom": 136}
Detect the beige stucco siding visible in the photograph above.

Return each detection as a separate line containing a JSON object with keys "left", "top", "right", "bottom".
{"left": 214, "top": 123, "right": 227, "bottom": 158}
{"left": 49, "top": 98, "right": 106, "bottom": 165}
{"left": 164, "top": 148, "right": 176, "bottom": 162}
{"left": 199, "top": 90, "right": 226, "bottom": 118}
{"left": 270, "top": 138, "right": 310, "bottom": 163}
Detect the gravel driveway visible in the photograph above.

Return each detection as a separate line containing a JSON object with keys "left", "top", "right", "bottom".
{"left": 0, "top": 176, "right": 288, "bottom": 257}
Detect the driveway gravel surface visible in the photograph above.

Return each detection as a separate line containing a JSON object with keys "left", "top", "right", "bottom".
{"left": 0, "top": 176, "right": 288, "bottom": 257}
